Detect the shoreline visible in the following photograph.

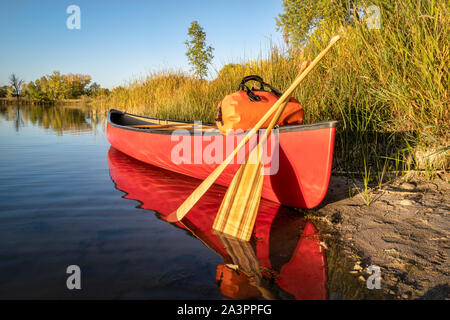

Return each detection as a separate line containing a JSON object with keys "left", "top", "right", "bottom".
{"left": 308, "top": 172, "right": 449, "bottom": 299}
{"left": 0, "top": 97, "right": 88, "bottom": 105}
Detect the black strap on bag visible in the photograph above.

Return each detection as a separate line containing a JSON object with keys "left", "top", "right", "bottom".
{"left": 238, "top": 75, "right": 282, "bottom": 101}
{"left": 217, "top": 75, "right": 284, "bottom": 123}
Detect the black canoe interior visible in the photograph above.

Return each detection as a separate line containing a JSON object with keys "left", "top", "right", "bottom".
{"left": 108, "top": 109, "right": 338, "bottom": 135}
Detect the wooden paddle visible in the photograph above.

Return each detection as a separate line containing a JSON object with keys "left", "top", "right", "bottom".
{"left": 126, "top": 113, "right": 216, "bottom": 129}
{"left": 131, "top": 124, "right": 194, "bottom": 129}
{"left": 131, "top": 124, "right": 216, "bottom": 130}
{"left": 212, "top": 61, "right": 310, "bottom": 240}
{"left": 126, "top": 114, "right": 182, "bottom": 126}
{"left": 166, "top": 35, "right": 340, "bottom": 223}
{"left": 146, "top": 127, "right": 217, "bottom": 131}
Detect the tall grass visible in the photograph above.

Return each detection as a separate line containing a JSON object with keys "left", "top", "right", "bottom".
{"left": 91, "top": 0, "right": 448, "bottom": 186}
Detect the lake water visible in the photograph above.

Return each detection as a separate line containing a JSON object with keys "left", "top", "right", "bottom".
{"left": 0, "top": 104, "right": 333, "bottom": 299}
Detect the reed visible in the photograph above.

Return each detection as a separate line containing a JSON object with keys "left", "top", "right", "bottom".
{"left": 90, "top": 0, "right": 449, "bottom": 195}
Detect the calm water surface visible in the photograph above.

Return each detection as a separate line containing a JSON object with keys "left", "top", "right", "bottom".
{"left": 0, "top": 104, "right": 333, "bottom": 299}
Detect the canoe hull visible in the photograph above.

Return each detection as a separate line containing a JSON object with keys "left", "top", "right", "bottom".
{"left": 107, "top": 109, "right": 336, "bottom": 208}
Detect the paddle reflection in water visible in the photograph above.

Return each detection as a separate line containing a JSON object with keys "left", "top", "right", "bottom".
{"left": 108, "top": 147, "right": 327, "bottom": 300}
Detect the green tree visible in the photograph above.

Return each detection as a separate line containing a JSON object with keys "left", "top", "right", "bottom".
{"left": 23, "top": 71, "right": 96, "bottom": 100}
{"left": 185, "top": 21, "right": 214, "bottom": 79}
{"left": 25, "top": 81, "right": 40, "bottom": 99}
{"left": 63, "top": 73, "right": 92, "bottom": 98}
{"left": 0, "top": 86, "right": 9, "bottom": 98}
{"left": 86, "top": 82, "right": 101, "bottom": 96}
{"left": 47, "top": 71, "right": 66, "bottom": 99}
{"left": 276, "top": 0, "right": 363, "bottom": 46}
{"left": 24, "top": 81, "right": 49, "bottom": 102}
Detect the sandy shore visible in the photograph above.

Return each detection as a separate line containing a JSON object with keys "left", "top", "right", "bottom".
{"left": 308, "top": 172, "right": 449, "bottom": 300}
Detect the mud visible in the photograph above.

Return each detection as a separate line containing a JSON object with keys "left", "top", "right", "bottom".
{"left": 306, "top": 172, "right": 450, "bottom": 300}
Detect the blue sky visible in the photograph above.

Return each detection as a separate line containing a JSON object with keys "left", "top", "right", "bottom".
{"left": 0, "top": 0, "right": 284, "bottom": 88}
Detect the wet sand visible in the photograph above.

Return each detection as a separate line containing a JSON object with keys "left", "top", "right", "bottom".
{"left": 307, "top": 172, "right": 450, "bottom": 300}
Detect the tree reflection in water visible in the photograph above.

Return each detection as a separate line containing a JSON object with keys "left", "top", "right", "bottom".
{"left": 0, "top": 104, "right": 104, "bottom": 135}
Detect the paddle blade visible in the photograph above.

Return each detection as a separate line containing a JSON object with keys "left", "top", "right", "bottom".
{"left": 165, "top": 211, "right": 180, "bottom": 223}
{"left": 212, "top": 146, "right": 265, "bottom": 241}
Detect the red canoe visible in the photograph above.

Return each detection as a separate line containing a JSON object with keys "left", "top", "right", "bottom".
{"left": 107, "top": 109, "right": 337, "bottom": 209}
{"left": 107, "top": 147, "right": 327, "bottom": 299}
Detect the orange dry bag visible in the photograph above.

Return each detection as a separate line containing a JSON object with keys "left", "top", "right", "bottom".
{"left": 215, "top": 264, "right": 261, "bottom": 299}
{"left": 215, "top": 75, "right": 304, "bottom": 135}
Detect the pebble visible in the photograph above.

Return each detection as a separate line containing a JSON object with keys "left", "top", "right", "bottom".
{"left": 402, "top": 294, "right": 409, "bottom": 299}
{"left": 401, "top": 183, "right": 416, "bottom": 191}
{"left": 400, "top": 199, "right": 415, "bottom": 206}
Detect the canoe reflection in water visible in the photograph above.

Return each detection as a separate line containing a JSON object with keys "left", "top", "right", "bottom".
{"left": 107, "top": 147, "right": 327, "bottom": 300}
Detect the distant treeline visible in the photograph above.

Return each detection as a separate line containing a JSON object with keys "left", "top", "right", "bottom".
{"left": 0, "top": 71, "right": 110, "bottom": 102}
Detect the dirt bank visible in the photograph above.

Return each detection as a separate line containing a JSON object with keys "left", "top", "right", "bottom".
{"left": 307, "top": 172, "right": 450, "bottom": 300}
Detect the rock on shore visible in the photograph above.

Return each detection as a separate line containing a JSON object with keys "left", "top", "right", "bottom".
{"left": 309, "top": 172, "right": 449, "bottom": 300}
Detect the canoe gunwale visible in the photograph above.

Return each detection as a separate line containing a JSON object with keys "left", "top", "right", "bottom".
{"left": 108, "top": 109, "right": 338, "bottom": 136}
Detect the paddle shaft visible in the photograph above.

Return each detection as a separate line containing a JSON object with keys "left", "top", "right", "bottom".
{"left": 127, "top": 114, "right": 214, "bottom": 128}
{"left": 132, "top": 124, "right": 216, "bottom": 130}
{"left": 168, "top": 35, "right": 340, "bottom": 222}
{"left": 126, "top": 114, "right": 182, "bottom": 126}
{"left": 256, "top": 61, "right": 311, "bottom": 154}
